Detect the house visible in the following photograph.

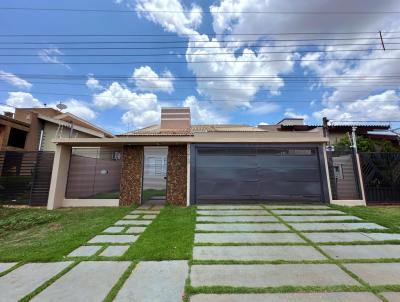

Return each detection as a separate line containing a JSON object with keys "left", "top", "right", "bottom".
{"left": 0, "top": 107, "right": 114, "bottom": 152}
{"left": 47, "top": 107, "right": 349, "bottom": 209}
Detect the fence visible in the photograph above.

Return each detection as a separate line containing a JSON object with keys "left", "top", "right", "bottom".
{"left": 0, "top": 151, "right": 54, "bottom": 206}
{"left": 359, "top": 152, "right": 400, "bottom": 203}
{"left": 326, "top": 148, "right": 362, "bottom": 200}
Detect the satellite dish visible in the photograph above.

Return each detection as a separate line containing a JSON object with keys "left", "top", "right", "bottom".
{"left": 56, "top": 102, "right": 67, "bottom": 111}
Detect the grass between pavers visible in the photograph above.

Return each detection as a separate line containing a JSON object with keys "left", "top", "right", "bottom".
{"left": 0, "top": 206, "right": 132, "bottom": 262}
{"left": 331, "top": 205, "right": 400, "bottom": 232}
{"left": 264, "top": 206, "right": 390, "bottom": 302}
{"left": 187, "top": 285, "right": 366, "bottom": 295}
{"left": 103, "top": 261, "right": 137, "bottom": 302}
{"left": 122, "top": 205, "right": 196, "bottom": 260}
{"left": 19, "top": 261, "right": 79, "bottom": 302}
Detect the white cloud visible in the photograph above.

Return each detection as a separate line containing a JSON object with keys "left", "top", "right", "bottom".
{"left": 247, "top": 103, "right": 280, "bottom": 115}
{"left": 135, "top": 0, "right": 202, "bottom": 36}
{"left": 93, "top": 82, "right": 161, "bottom": 128}
{"left": 5, "top": 92, "right": 42, "bottom": 108}
{"left": 313, "top": 90, "right": 400, "bottom": 121}
{"left": 183, "top": 95, "right": 229, "bottom": 124}
{"left": 258, "top": 122, "right": 269, "bottom": 125}
{"left": 59, "top": 99, "right": 97, "bottom": 120}
{"left": 0, "top": 71, "right": 32, "bottom": 89}
{"left": 38, "top": 47, "right": 70, "bottom": 69}
{"left": 86, "top": 75, "right": 103, "bottom": 91}
{"left": 186, "top": 34, "right": 294, "bottom": 108}
{"left": 131, "top": 66, "right": 174, "bottom": 93}
{"left": 284, "top": 108, "right": 309, "bottom": 120}
{"left": 121, "top": 110, "right": 160, "bottom": 129}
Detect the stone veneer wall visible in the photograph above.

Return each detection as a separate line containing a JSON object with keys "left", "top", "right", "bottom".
{"left": 119, "top": 145, "right": 143, "bottom": 206}
{"left": 166, "top": 145, "right": 187, "bottom": 206}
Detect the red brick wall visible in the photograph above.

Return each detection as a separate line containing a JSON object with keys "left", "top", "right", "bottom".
{"left": 166, "top": 145, "right": 187, "bottom": 205}
{"left": 119, "top": 145, "right": 143, "bottom": 206}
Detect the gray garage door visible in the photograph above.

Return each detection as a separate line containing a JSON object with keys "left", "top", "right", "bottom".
{"left": 194, "top": 145, "right": 326, "bottom": 203}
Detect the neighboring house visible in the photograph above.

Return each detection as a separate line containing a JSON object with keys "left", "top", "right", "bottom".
{"left": 0, "top": 107, "right": 114, "bottom": 152}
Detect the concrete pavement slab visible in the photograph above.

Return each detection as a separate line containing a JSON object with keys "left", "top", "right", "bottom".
{"left": 193, "top": 246, "right": 326, "bottom": 261}
{"left": 363, "top": 233, "right": 400, "bottom": 241}
{"left": 31, "top": 261, "right": 130, "bottom": 302}
{"left": 272, "top": 210, "right": 346, "bottom": 215}
{"left": 123, "top": 215, "right": 140, "bottom": 220}
{"left": 194, "top": 233, "right": 304, "bottom": 244}
{"left": 197, "top": 215, "right": 278, "bottom": 222}
{"left": 345, "top": 263, "right": 400, "bottom": 285}
{"left": 125, "top": 226, "right": 147, "bottom": 234}
{"left": 0, "top": 262, "right": 72, "bottom": 301}
{"left": 68, "top": 245, "right": 102, "bottom": 257}
{"left": 137, "top": 204, "right": 152, "bottom": 209}
{"left": 196, "top": 223, "right": 289, "bottom": 232}
{"left": 131, "top": 210, "right": 160, "bottom": 214}
{"left": 88, "top": 235, "right": 137, "bottom": 244}
{"left": 280, "top": 215, "right": 361, "bottom": 222}
{"left": 100, "top": 245, "right": 130, "bottom": 257}
{"left": 103, "top": 226, "right": 125, "bottom": 233}
{"left": 197, "top": 205, "right": 263, "bottom": 210}
{"left": 383, "top": 292, "right": 400, "bottom": 302}
{"left": 142, "top": 214, "right": 157, "bottom": 219}
{"left": 190, "top": 293, "right": 381, "bottom": 302}
{"left": 0, "top": 262, "right": 17, "bottom": 274}
{"left": 190, "top": 264, "right": 359, "bottom": 287}
{"left": 304, "top": 232, "right": 374, "bottom": 243}
{"left": 197, "top": 210, "right": 268, "bottom": 216}
{"left": 321, "top": 245, "right": 400, "bottom": 260}
{"left": 289, "top": 222, "right": 386, "bottom": 231}
{"left": 115, "top": 220, "right": 152, "bottom": 226}
{"left": 265, "top": 205, "right": 331, "bottom": 209}
{"left": 114, "top": 261, "right": 188, "bottom": 302}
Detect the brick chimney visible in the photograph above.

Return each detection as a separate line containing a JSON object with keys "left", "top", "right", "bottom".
{"left": 160, "top": 107, "right": 191, "bottom": 131}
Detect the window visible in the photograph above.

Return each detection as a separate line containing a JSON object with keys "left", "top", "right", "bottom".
{"left": 7, "top": 128, "right": 27, "bottom": 148}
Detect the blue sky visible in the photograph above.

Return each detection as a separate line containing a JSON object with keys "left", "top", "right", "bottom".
{"left": 0, "top": 0, "right": 400, "bottom": 134}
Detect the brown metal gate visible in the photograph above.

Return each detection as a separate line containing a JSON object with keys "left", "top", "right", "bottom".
{"left": 359, "top": 152, "right": 400, "bottom": 203}
{"left": 0, "top": 151, "right": 54, "bottom": 206}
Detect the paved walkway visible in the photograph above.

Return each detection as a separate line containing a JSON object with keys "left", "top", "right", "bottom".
{"left": 1, "top": 204, "right": 400, "bottom": 302}
{"left": 190, "top": 204, "right": 400, "bottom": 302}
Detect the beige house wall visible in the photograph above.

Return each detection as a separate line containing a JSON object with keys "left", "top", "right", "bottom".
{"left": 41, "top": 123, "right": 95, "bottom": 151}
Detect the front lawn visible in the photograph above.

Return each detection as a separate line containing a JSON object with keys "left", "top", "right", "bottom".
{"left": 0, "top": 206, "right": 131, "bottom": 262}
{"left": 332, "top": 205, "right": 400, "bottom": 231}
{"left": 124, "top": 205, "right": 196, "bottom": 260}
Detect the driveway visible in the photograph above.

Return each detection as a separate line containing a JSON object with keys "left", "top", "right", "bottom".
{"left": 191, "top": 204, "right": 400, "bottom": 302}
{"left": 1, "top": 204, "right": 400, "bottom": 302}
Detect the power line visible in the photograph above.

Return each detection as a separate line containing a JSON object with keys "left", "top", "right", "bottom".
{"left": 0, "top": 91, "right": 399, "bottom": 104}
{"left": 1, "top": 31, "right": 399, "bottom": 37}
{"left": 17, "top": 80, "right": 400, "bottom": 89}
{"left": 2, "top": 42, "right": 399, "bottom": 50}
{"left": 1, "top": 37, "right": 400, "bottom": 44}
{"left": 1, "top": 7, "right": 400, "bottom": 14}
{"left": 0, "top": 48, "right": 399, "bottom": 58}
{"left": 2, "top": 73, "right": 400, "bottom": 80}
{"left": 3, "top": 57, "right": 400, "bottom": 65}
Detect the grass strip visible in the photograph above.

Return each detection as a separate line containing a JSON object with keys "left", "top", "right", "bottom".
{"left": 123, "top": 206, "right": 196, "bottom": 260}
{"left": 188, "top": 284, "right": 366, "bottom": 295}
{"left": 20, "top": 261, "right": 79, "bottom": 302}
{"left": 103, "top": 261, "right": 137, "bottom": 302}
